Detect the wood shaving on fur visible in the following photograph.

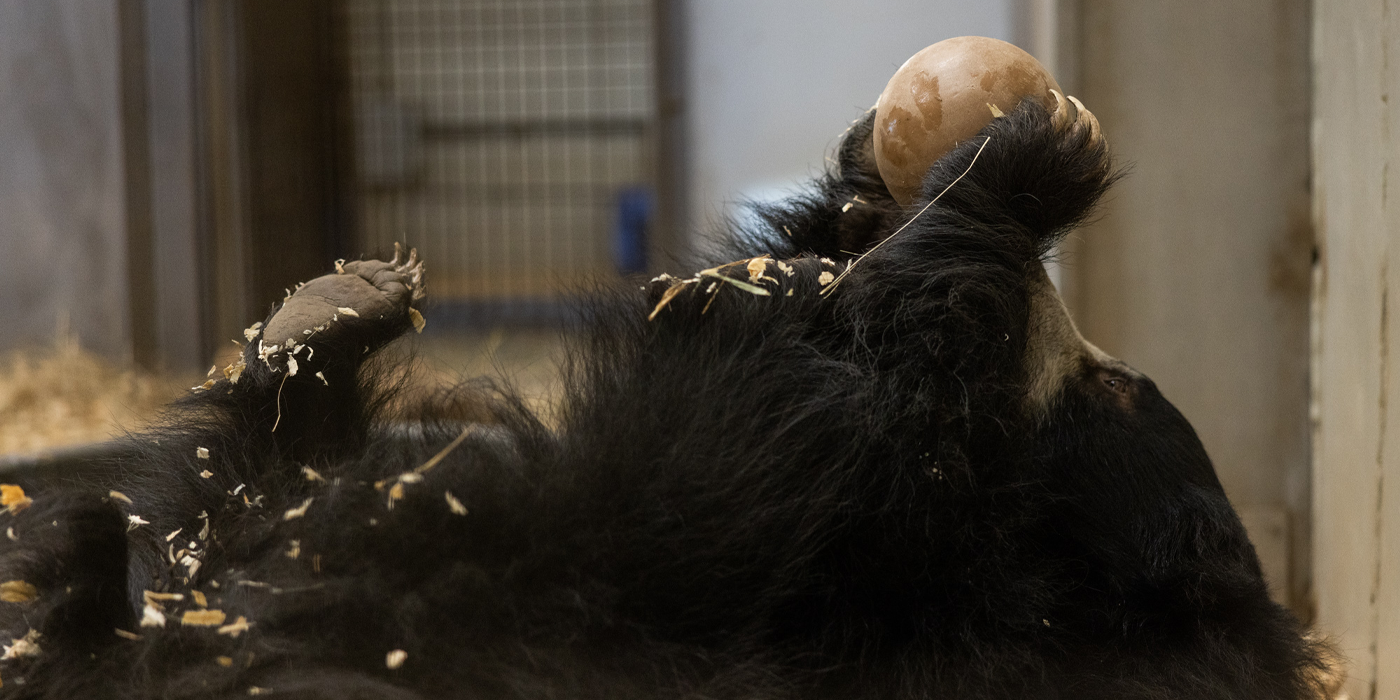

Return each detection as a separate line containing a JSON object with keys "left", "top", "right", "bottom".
{"left": 444, "top": 491, "right": 468, "bottom": 515}
{"left": 139, "top": 605, "right": 166, "bottom": 628}
{"left": 283, "top": 497, "right": 314, "bottom": 521}
{"left": 180, "top": 609, "right": 226, "bottom": 627}
{"left": 385, "top": 650, "right": 407, "bottom": 670}
{"left": 0, "top": 581, "right": 36, "bottom": 604}
{"left": 0, "top": 485, "right": 29, "bottom": 516}
{"left": 1, "top": 630, "right": 40, "bottom": 660}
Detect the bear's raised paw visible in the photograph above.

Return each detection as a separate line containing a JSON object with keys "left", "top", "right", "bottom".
{"left": 258, "top": 243, "right": 426, "bottom": 358}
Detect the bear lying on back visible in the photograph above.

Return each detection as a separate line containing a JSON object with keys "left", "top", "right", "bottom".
{"left": 0, "top": 96, "right": 1332, "bottom": 699}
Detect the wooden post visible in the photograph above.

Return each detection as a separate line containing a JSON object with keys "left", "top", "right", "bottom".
{"left": 1312, "top": 1, "right": 1400, "bottom": 696}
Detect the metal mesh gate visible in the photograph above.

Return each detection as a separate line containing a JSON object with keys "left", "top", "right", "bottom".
{"left": 343, "top": 0, "right": 655, "bottom": 317}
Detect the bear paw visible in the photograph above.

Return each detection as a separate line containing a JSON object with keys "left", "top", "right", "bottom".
{"left": 258, "top": 244, "right": 426, "bottom": 360}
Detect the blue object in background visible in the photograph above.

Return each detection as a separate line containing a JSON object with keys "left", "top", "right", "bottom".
{"left": 613, "top": 187, "right": 653, "bottom": 275}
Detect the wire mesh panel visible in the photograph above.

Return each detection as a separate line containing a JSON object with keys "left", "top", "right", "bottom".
{"left": 343, "top": 0, "right": 654, "bottom": 310}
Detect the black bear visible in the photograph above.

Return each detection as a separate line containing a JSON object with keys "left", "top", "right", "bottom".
{"left": 0, "top": 96, "right": 1331, "bottom": 698}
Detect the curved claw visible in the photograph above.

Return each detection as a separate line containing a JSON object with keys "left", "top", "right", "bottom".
{"left": 1082, "top": 106, "right": 1103, "bottom": 146}
{"left": 1050, "top": 90, "right": 1075, "bottom": 132}
{"left": 1064, "top": 95, "right": 1104, "bottom": 146}
{"left": 394, "top": 246, "right": 426, "bottom": 302}
{"left": 398, "top": 247, "right": 419, "bottom": 273}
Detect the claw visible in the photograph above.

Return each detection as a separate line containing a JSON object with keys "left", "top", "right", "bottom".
{"left": 392, "top": 242, "right": 403, "bottom": 265}
{"left": 1084, "top": 108, "right": 1103, "bottom": 145}
{"left": 1063, "top": 95, "right": 1104, "bottom": 146}
{"left": 1066, "top": 95, "right": 1087, "bottom": 119}
{"left": 1050, "top": 90, "right": 1074, "bottom": 132}
{"left": 392, "top": 246, "right": 426, "bottom": 302}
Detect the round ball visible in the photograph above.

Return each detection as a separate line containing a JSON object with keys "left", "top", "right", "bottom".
{"left": 874, "top": 36, "right": 1061, "bottom": 205}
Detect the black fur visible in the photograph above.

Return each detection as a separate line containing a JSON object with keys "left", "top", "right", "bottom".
{"left": 0, "top": 100, "right": 1329, "bottom": 698}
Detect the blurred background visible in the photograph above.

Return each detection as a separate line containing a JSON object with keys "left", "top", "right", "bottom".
{"left": 0, "top": 1, "right": 1394, "bottom": 695}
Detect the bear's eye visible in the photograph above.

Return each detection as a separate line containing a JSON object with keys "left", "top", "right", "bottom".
{"left": 1102, "top": 376, "right": 1129, "bottom": 394}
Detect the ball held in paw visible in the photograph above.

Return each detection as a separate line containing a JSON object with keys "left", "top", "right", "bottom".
{"left": 874, "top": 36, "right": 1061, "bottom": 205}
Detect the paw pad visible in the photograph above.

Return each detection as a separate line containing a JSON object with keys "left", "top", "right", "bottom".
{"left": 257, "top": 244, "right": 426, "bottom": 364}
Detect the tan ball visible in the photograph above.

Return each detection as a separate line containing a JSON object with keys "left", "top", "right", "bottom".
{"left": 874, "top": 36, "right": 1061, "bottom": 204}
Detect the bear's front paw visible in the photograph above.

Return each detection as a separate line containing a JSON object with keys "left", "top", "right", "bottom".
{"left": 257, "top": 244, "right": 426, "bottom": 358}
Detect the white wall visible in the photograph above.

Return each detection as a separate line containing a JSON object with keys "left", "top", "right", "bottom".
{"left": 684, "top": 0, "right": 1013, "bottom": 233}
{"left": 0, "top": 1, "right": 129, "bottom": 358}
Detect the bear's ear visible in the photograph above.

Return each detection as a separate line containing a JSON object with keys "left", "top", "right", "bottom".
{"left": 1022, "top": 264, "right": 1114, "bottom": 416}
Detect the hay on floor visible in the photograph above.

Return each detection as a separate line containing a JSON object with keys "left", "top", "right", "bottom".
{"left": 0, "top": 338, "right": 186, "bottom": 456}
